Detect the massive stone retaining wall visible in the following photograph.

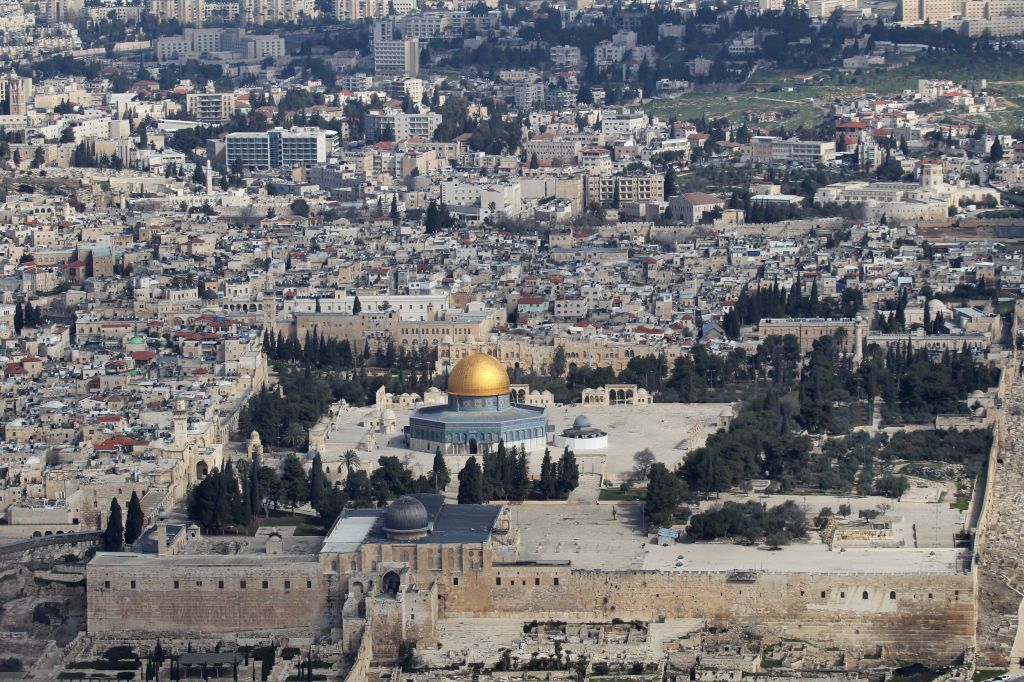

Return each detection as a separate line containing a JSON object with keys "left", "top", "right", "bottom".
{"left": 86, "top": 554, "right": 325, "bottom": 635}
{"left": 442, "top": 566, "right": 975, "bottom": 665}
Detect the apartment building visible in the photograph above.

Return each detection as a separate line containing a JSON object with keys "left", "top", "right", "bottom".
{"left": 550, "top": 45, "right": 582, "bottom": 68}
{"left": 225, "top": 127, "right": 334, "bottom": 168}
{"left": 601, "top": 109, "right": 647, "bottom": 137}
{"left": 373, "top": 20, "right": 419, "bottom": 77}
{"left": 185, "top": 93, "right": 236, "bottom": 123}
{"left": 586, "top": 172, "right": 665, "bottom": 207}
{"left": 750, "top": 136, "right": 836, "bottom": 165}
{"left": 364, "top": 109, "right": 442, "bottom": 141}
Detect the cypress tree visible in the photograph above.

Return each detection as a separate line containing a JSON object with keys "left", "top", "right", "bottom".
{"left": 309, "top": 453, "right": 327, "bottom": 511}
{"left": 556, "top": 448, "right": 579, "bottom": 498}
{"left": 431, "top": 447, "right": 450, "bottom": 492}
{"left": 103, "top": 498, "right": 124, "bottom": 551}
{"left": 538, "top": 449, "right": 557, "bottom": 500}
{"left": 13, "top": 302, "right": 23, "bottom": 334}
{"left": 124, "top": 491, "right": 144, "bottom": 545}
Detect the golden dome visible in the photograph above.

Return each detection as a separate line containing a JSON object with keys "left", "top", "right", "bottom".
{"left": 447, "top": 353, "right": 511, "bottom": 397}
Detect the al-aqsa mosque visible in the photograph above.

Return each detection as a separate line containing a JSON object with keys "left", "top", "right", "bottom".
{"left": 405, "top": 353, "right": 549, "bottom": 455}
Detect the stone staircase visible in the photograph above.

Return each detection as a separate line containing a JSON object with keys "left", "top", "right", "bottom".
{"left": 647, "top": 619, "right": 703, "bottom": 655}
{"left": 419, "top": 618, "right": 525, "bottom": 667}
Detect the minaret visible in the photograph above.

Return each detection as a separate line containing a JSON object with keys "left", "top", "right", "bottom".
{"left": 205, "top": 160, "right": 213, "bottom": 194}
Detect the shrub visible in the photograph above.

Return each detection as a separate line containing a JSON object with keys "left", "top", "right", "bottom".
{"left": 0, "top": 658, "right": 23, "bottom": 672}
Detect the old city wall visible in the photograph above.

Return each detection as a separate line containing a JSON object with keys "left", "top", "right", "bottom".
{"left": 343, "top": 622, "right": 374, "bottom": 682}
{"left": 441, "top": 566, "right": 975, "bottom": 664}
{"left": 86, "top": 558, "right": 326, "bottom": 635}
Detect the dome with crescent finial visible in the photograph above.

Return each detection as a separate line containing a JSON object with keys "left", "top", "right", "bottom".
{"left": 446, "top": 353, "right": 511, "bottom": 397}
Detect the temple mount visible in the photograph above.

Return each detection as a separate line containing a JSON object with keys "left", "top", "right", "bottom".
{"left": 405, "top": 353, "right": 550, "bottom": 455}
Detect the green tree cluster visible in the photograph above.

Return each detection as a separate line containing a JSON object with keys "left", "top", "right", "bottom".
{"left": 687, "top": 500, "right": 807, "bottom": 545}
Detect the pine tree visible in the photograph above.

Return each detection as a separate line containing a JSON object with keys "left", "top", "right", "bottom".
{"left": 280, "top": 454, "right": 309, "bottom": 510}
{"left": 124, "top": 491, "right": 145, "bottom": 545}
{"left": 457, "top": 456, "right": 483, "bottom": 504}
{"left": 102, "top": 498, "right": 124, "bottom": 551}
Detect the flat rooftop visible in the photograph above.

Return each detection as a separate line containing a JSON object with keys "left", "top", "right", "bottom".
{"left": 88, "top": 553, "right": 317, "bottom": 567}
{"left": 321, "top": 498, "right": 502, "bottom": 554}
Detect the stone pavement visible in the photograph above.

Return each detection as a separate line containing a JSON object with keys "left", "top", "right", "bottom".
{"left": 976, "top": 379, "right": 1024, "bottom": 668}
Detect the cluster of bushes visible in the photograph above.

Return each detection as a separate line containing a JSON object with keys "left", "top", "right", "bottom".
{"left": 686, "top": 500, "right": 807, "bottom": 547}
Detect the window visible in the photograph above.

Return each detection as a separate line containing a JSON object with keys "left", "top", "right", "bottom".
{"left": 307, "top": 580, "right": 312, "bottom": 589}
{"left": 496, "top": 577, "right": 501, "bottom": 586}
{"left": 554, "top": 577, "right": 560, "bottom": 586}
{"left": 130, "top": 581, "right": 136, "bottom": 589}
{"left": 840, "top": 591, "right": 845, "bottom": 598}
{"left": 104, "top": 580, "right": 111, "bottom": 589}
{"left": 535, "top": 578, "right": 540, "bottom": 586}
{"left": 174, "top": 581, "right": 180, "bottom": 589}
{"left": 821, "top": 591, "right": 826, "bottom": 598}
{"left": 453, "top": 577, "right": 459, "bottom": 586}
{"left": 262, "top": 580, "right": 269, "bottom": 589}
{"left": 284, "top": 581, "right": 291, "bottom": 590}
{"left": 241, "top": 580, "right": 247, "bottom": 589}
{"left": 862, "top": 591, "right": 869, "bottom": 599}
{"left": 928, "top": 593, "right": 933, "bottom": 599}
{"left": 889, "top": 591, "right": 896, "bottom": 600}
{"left": 219, "top": 581, "right": 224, "bottom": 589}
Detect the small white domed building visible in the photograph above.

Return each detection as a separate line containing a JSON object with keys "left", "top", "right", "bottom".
{"left": 553, "top": 415, "right": 608, "bottom": 452}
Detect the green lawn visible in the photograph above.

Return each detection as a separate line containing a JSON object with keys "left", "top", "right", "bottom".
{"left": 645, "top": 90, "right": 824, "bottom": 128}
{"left": 973, "top": 670, "right": 1007, "bottom": 682}
{"left": 599, "top": 488, "right": 646, "bottom": 502}
{"left": 950, "top": 494, "right": 971, "bottom": 512}
{"left": 645, "top": 52, "right": 1024, "bottom": 131}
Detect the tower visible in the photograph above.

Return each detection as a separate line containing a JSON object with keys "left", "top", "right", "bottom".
{"left": 205, "top": 159, "right": 213, "bottom": 194}
{"left": 6, "top": 77, "right": 27, "bottom": 116}
{"left": 919, "top": 161, "right": 943, "bottom": 192}
{"left": 172, "top": 400, "right": 188, "bottom": 445}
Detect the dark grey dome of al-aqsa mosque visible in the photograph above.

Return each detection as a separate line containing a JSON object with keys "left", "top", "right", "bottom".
{"left": 383, "top": 495, "right": 430, "bottom": 538}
